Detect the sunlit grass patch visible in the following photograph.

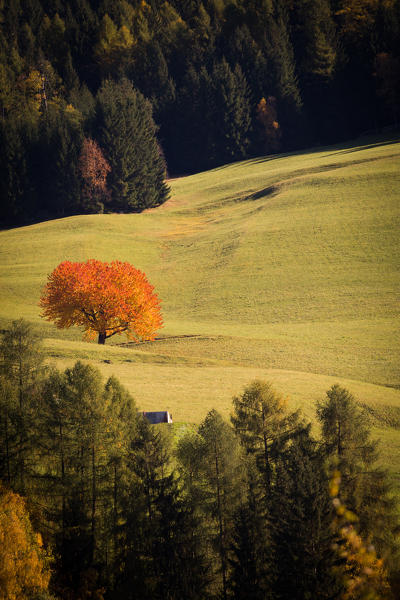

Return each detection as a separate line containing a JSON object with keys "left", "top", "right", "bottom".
{"left": 0, "top": 134, "right": 399, "bottom": 472}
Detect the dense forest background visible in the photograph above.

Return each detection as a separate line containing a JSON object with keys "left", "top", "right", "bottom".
{"left": 1, "top": 0, "right": 400, "bottom": 225}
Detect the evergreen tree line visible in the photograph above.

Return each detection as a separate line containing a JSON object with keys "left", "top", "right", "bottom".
{"left": 1, "top": 0, "right": 400, "bottom": 226}
{"left": 0, "top": 74, "right": 170, "bottom": 225}
{"left": 1, "top": 320, "right": 399, "bottom": 599}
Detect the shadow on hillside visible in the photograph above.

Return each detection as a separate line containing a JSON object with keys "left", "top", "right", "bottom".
{"left": 325, "top": 138, "right": 400, "bottom": 157}
{"left": 247, "top": 134, "right": 400, "bottom": 168}
{"left": 244, "top": 185, "right": 280, "bottom": 201}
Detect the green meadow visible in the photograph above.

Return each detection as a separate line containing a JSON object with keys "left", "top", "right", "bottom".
{"left": 1, "top": 136, "right": 399, "bottom": 472}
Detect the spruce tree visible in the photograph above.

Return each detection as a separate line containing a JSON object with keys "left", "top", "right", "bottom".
{"left": 290, "top": 0, "right": 337, "bottom": 141}
{"left": 96, "top": 78, "right": 170, "bottom": 212}
{"left": 0, "top": 120, "right": 34, "bottom": 225}
{"left": 121, "top": 418, "right": 210, "bottom": 599}
{"left": 172, "top": 64, "right": 211, "bottom": 172}
{"left": 207, "top": 59, "right": 252, "bottom": 168}
{"left": 35, "top": 109, "right": 83, "bottom": 218}
{"left": 228, "top": 460, "right": 274, "bottom": 600}
{"left": 270, "top": 427, "right": 342, "bottom": 600}
{"left": 265, "top": 0, "right": 304, "bottom": 147}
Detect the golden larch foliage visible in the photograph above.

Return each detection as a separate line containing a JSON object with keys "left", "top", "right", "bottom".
{"left": 330, "top": 471, "right": 393, "bottom": 600}
{"left": 0, "top": 484, "right": 51, "bottom": 600}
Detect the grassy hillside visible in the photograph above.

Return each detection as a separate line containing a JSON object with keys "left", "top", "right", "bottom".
{"left": 1, "top": 136, "right": 399, "bottom": 470}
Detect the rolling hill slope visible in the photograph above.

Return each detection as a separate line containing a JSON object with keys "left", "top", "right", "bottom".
{"left": 1, "top": 136, "right": 399, "bottom": 470}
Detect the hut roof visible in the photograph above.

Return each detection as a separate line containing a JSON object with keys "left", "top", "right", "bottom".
{"left": 142, "top": 411, "right": 172, "bottom": 424}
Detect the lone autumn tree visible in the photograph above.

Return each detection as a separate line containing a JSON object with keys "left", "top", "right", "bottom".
{"left": 40, "top": 259, "right": 163, "bottom": 344}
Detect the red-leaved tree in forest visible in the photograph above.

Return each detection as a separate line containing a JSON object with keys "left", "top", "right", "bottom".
{"left": 40, "top": 260, "right": 163, "bottom": 344}
{"left": 256, "top": 96, "right": 282, "bottom": 154}
{"left": 79, "top": 137, "right": 111, "bottom": 213}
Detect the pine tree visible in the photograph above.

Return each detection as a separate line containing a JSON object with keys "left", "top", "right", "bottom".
{"left": 0, "top": 378, "right": 14, "bottom": 486}
{"left": 175, "top": 430, "right": 213, "bottom": 596}
{"left": 131, "top": 40, "right": 176, "bottom": 118}
{"left": 102, "top": 375, "right": 139, "bottom": 581}
{"left": 35, "top": 364, "right": 139, "bottom": 597}
{"left": 96, "top": 78, "right": 170, "bottom": 212}
{"left": 37, "top": 368, "right": 72, "bottom": 557}
{"left": 94, "top": 13, "right": 134, "bottom": 75}
{"left": 221, "top": 24, "right": 269, "bottom": 106}
{"left": 172, "top": 64, "right": 210, "bottom": 172}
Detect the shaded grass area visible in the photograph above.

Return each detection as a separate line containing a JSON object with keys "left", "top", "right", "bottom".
{"left": 134, "top": 318, "right": 399, "bottom": 387}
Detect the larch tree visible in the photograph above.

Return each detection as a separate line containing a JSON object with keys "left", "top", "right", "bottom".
{"left": 231, "top": 380, "right": 303, "bottom": 501}
{"left": 39, "top": 259, "right": 163, "bottom": 344}
{"left": 0, "top": 319, "right": 45, "bottom": 494}
{"left": 198, "top": 409, "right": 244, "bottom": 600}
{"left": 37, "top": 361, "right": 112, "bottom": 598}
{"left": 330, "top": 470, "right": 394, "bottom": 600}
{"left": 317, "top": 384, "right": 400, "bottom": 565}
{"left": 35, "top": 361, "right": 138, "bottom": 599}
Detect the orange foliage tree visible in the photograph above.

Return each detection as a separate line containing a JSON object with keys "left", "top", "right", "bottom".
{"left": 0, "top": 484, "right": 51, "bottom": 600}
{"left": 40, "top": 259, "right": 163, "bottom": 344}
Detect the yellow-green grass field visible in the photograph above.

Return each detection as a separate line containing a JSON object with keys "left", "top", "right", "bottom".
{"left": 1, "top": 136, "right": 399, "bottom": 475}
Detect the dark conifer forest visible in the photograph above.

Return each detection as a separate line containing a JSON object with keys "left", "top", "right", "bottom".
{"left": 1, "top": 0, "right": 399, "bottom": 225}
{"left": 1, "top": 321, "right": 399, "bottom": 599}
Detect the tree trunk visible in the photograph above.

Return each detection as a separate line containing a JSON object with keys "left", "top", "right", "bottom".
{"left": 215, "top": 444, "right": 227, "bottom": 600}
{"left": 113, "top": 463, "right": 118, "bottom": 557}
{"left": 261, "top": 408, "right": 271, "bottom": 498}
{"left": 91, "top": 444, "right": 96, "bottom": 554}
{"left": 4, "top": 412, "right": 11, "bottom": 483}
{"left": 59, "top": 421, "right": 65, "bottom": 549}
{"left": 98, "top": 332, "right": 106, "bottom": 345}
